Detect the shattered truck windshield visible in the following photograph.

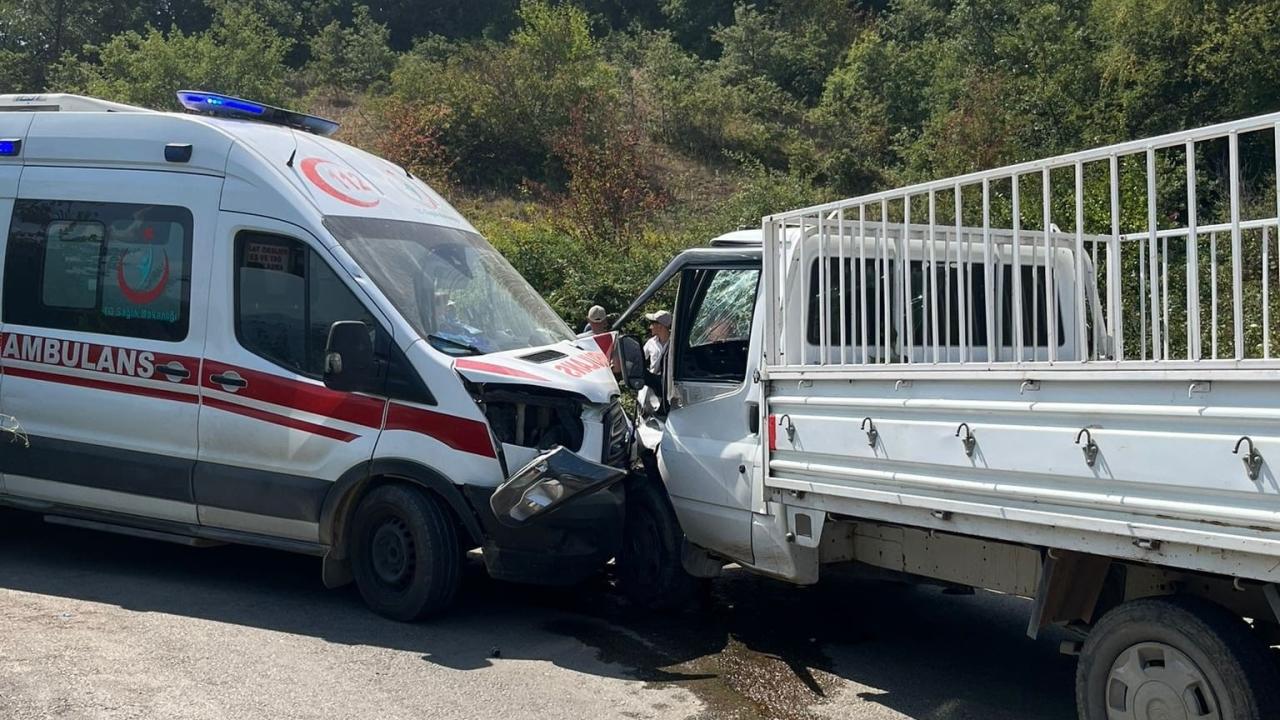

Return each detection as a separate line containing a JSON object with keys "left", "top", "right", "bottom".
{"left": 325, "top": 216, "right": 574, "bottom": 355}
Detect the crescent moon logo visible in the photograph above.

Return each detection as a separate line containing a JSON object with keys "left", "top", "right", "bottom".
{"left": 117, "top": 249, "right": 170, "bottom": 305}
{"left": 301, "top": 157, "right": 381, "bottom": 208}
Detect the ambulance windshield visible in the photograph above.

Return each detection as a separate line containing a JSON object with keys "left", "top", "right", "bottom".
{"left": 325, "top": 216, "right": 574, "bottom": 355}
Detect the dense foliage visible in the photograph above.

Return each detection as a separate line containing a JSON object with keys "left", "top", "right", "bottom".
{"left": 7, "top": 0, "right": 1280, "bottom": 328}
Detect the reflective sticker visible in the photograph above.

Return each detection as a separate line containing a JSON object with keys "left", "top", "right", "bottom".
{"left": 2, "top": 332, "right": 161, "bottom": 380}
{"left": 300, "top": 157, "right": 381, "bottom": 208}
{"left": 552, "top": 351, "right": 611, "bottom": 378}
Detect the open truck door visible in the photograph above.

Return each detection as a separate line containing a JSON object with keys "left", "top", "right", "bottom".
{"left": 614, "top": 247, "right": 763, "bottom": 590}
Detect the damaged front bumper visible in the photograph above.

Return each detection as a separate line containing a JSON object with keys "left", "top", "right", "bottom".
{"left": 490, "top": 446, "right": 626, "bottom": 526}
{"left": 463, "top": 446, "right": 627, "bottom": 586}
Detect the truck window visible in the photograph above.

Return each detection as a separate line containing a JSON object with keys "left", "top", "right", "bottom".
{"left": 3, "top": 199, "right": 193, "bottom": 341}
{"left": 674, "top": 267, "right": 759, "bottom": 383}
{"left": 910, "top": 263, "right": 1064, "bottom": 348}
{"left": 235, "top": 232, "right": 377, "bottom": 378}
{"left": 806, "top": 258, "right": 1064, "bottom": 350}
{"left": 806, "top": 258, "right": 886, "bottom": 349}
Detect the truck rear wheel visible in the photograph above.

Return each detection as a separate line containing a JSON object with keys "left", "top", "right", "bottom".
{"left": 1076, "top": 595, "right": 1279, "bottom": 720}
{"left": 350, "top": 484, "right": 460, "bottom": 621}
{"left": 617, "top": 480, "right": 699, "bottom": 611}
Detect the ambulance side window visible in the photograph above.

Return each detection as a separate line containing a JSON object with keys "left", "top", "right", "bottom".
{"left": 3, "top": 199, "right": 193, "bottom": 341}
{"left": 235, "top": 232, "right": 377, "bottom": 378}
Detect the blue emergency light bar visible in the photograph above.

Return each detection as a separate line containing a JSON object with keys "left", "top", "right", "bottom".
{"left": 175, "top": 91, "right": 340, "bottom": 137}
{"left": 0, "top": 139, "right": 20, "bottom": 156}
{"left": 177, "top": 91, "right": 265, "bottom": 117}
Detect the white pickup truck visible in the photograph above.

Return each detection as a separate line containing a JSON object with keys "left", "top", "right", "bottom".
{"left": 616, "top": 111, "right": 1280, "bottom": 719}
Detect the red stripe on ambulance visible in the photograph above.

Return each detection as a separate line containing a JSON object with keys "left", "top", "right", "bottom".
{"left": 454, "top": 358, "right": 546, "bottom": 382}
{"left": 1, "top": 333, "right": 495, "bottom": 455}
{"left": 203, "top": 359, "right": 385, "bottom": 429}
{"left": 3, "top": 365, "right": 198, "bottom": 404}
{"left": 203, "top": 396, "right": 359, "bottom": 443}
{"left": 385, "top": 403, "right": 495, "bottom": 458}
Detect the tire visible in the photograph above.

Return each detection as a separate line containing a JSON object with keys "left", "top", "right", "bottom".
{"left": 1076, "top": 595, "right": 1280, "bottom": 720}
{"left": 350, "top": 483, "right": 460, "bottom": 621}
{"left": 617, "top": 479, "right": 699, "bottom": 611}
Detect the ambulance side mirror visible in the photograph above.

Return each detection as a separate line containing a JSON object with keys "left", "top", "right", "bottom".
{"left": 324, "top": 321, "right": 376, "bottom": 393}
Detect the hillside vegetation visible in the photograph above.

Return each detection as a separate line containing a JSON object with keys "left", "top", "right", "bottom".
{"left": 6, "top": 0, "right": 1280, "bottom": 327}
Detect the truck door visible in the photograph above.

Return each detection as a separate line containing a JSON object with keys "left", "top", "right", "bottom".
{"left": 0, "top": 168, "right": 218, "bottom": 523}
{"left": 194, "top": 213, "right": 388, "bottom": 543}
{"left": 659, "top": 262, "right": 761, "bottom": 562}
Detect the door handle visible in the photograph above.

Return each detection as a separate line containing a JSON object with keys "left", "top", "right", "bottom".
{"left": 155, "top": 362, "right": 190, "bottom": 380}
{"left": 209, "top": 372, "right": 247, "bottom": 389}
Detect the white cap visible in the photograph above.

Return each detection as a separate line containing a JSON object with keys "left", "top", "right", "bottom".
{"left": 587, "top": 305, "right": 607, "bottom": 323}
{"left": 644, "top": 310, "right": 673, "bottom": 328}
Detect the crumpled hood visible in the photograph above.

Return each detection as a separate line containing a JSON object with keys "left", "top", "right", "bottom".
{"left": 453, "top": 339, "right": 618, "bottom": 404}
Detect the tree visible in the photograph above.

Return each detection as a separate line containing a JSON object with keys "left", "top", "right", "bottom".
{"left": 547, "top": 100, "right": 666, "bottom": 247}
{"left": 388, "top": 0, "right": 617, "bottom": 188}
{"left": 306, "top": 5, "right": 398, "bottom": 95}
{"left": 50, "top": 6, "right": 293, "bottom": 110}
{"left": 630, "top": 30, "right": 801, "bottom": 168}
{"left": 658, "top": 0, "right": 739, "bottom": 57}
{"left": 714, "top": 0, "right": 861, "bottom": 105}
{"left": 0, "top": 0, "right": 169, "bottom": 90}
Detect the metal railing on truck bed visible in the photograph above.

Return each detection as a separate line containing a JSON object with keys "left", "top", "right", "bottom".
{"left": 763, "top": 111, "right": 1280, "bottom": 375}
{"left": 759, "top": 112, "right": 1280, "bottom": 585}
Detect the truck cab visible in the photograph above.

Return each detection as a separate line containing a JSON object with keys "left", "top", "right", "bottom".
{"left": 616, "top": 226, "right": 1098, "bottom": 589}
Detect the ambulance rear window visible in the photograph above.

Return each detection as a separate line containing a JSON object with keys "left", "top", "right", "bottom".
{"left": 3, "top": 200, "right": 193, "bottom": 341}
{"left": 42, "top": 220, "right": 104, "bottom": 309}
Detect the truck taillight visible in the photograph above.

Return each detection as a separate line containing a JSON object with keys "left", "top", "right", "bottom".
{"left": 767, "top": 414, "right": 776, "bottom": 451}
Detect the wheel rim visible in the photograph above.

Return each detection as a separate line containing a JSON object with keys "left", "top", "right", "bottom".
{"left": 1105, "top": 642, "right": 1221, "bottom": 720}
{"left": 369, "top": 515, "right": 416, "bottom": 591}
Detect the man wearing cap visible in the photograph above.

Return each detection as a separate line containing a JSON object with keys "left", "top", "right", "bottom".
{"left": 643, "top": 310, "right": 672, "bottom": 378}
{"left": 583, "top": 305, "right": 609, "bottom": 335}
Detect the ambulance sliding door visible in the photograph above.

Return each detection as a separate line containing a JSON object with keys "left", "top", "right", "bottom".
{"left": 0, "top": 167, "right": 220, "bottom": 523}
{"left": 0, "top": 119, "right": 20, "bottom": 495}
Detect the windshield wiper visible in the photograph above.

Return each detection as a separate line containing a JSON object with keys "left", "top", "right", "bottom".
{"left": 427, "top": 333, "right": 484, "bottom": 356}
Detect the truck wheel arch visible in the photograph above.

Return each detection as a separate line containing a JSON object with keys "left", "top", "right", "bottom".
{"left": 319, "top": 459, "right": 486, "bottom": 580}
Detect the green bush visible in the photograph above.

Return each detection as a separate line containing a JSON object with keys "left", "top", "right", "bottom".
{"left": 477, "top": 212, "right": 685, "bottom": 328}
{"left": 630, "top": 30, "right": 801, "bottom": 168}
{"left": 339, "top": 97, "right": 454, "bottom": 188}
{"left": 389, "top": 0, "right": 617, "bottom": 189}
{"left": 305, "top": 6, "right": 397, "bottom": 95}
{"left": 50, "top": 6, "right": 293, "bottom": 110}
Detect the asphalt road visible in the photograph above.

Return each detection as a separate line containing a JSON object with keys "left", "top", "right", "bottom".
{"left": 0, "top": 507, "right": 1078, "bottom": 720}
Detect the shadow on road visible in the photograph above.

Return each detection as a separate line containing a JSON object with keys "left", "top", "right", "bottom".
{"left": 0, "top": 508, "right": 1076, "bottom": 719}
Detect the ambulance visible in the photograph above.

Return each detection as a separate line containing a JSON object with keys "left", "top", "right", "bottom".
{"left": 0, "top": 92, "right": 631, "bottom": 620}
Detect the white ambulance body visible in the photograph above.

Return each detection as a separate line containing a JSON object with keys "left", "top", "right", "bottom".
{"left": 0, "top": 92, "right": 629, "bottom": 620}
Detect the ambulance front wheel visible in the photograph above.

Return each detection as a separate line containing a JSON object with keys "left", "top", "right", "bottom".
{"left": 618, "top": 480, "right": 700, "bottom": 611}
{"left": 350, "top": 483, "right": 460, "bottom": 621}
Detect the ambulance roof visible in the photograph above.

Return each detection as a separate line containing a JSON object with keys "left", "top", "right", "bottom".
{"left": 0, "top": 92, "right": 474, "bottom": 234}
{"left": 0, "top": 93, "right": 149, "bottom": 113}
